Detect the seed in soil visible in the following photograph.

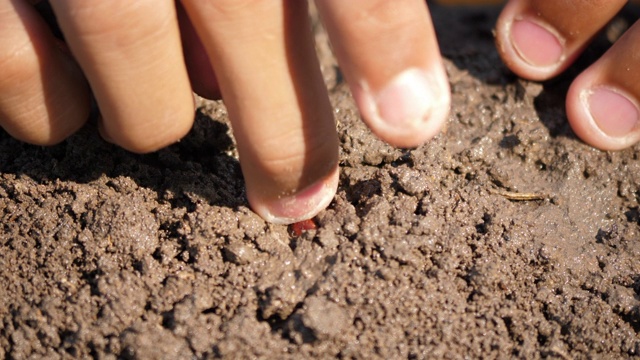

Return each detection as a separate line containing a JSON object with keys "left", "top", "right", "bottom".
{"left": 290, "top": 218, "right": 317, "bottom": 236}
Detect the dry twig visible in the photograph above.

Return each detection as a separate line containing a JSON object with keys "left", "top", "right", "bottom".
{"left": 488, "top": 188, "right": 547, "bottom": 201}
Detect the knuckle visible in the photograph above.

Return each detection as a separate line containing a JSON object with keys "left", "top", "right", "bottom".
{"left": 193, "top": 0, "right": 277, "bottom": 23}
{"left": 257, "top": 129, "right": 338, "bottom": 181}
{"left": 356, "top": 0, "right": 425, "bottom": 32}
{"left": 60, "top": 1, "right": 174, "bottom": 44}
{"left": 205, "top": 0, "right": 267, "bottom": 16}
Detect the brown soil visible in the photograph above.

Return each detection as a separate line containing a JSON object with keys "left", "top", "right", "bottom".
{"left": 2, "top": 4, "right": 640, "bottom": 359}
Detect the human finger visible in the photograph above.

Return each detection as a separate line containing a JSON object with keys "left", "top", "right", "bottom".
{"left": 495, "top": 0, "right": 626, "bottom": 81}
{"left": 0, "top": 0, "right": 90, "bottom": 145}
{"left": 566, "top": 20, "right": 640, "bottom": 150}
{"left": 176, "top": 1, "right": 220, "bottom": 100}
{"left": 181, "top": 0, "right": 339, "bottom": 224}
{"left": 50, "top": 0, "right": 195, "bottom": 153}
{"left": 315, "top": 0, "right": 451, "bottom": 148}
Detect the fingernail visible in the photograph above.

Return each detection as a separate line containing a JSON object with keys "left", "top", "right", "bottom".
{"left": 354, "top": 67, "right": 450, "bottom": 147}
{"left": 510, "top": 18, "right": 564, "bottom": 67}
{"left": 373, "top": 68, "right": 437, "bottom": 129}
{"left": 252, "top": 167, "right": 339, "bottom": 225}
{"left": 584, "top": 87, "right": 640, "bottom": 138}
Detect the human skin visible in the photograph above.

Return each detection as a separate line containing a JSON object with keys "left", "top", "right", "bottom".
{"left": 0, "top": 0, "right": 638, "bottom": 223}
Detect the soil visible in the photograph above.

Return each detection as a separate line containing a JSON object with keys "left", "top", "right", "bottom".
{"left": 2, "top": 4, "right": 640, "bottom": 360}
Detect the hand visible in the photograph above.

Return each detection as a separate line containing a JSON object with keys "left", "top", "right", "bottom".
{"left": 2, "top": 0, "right": 638, "bottom": 224}
{"left": 0, "top": 0, "right": 450, "bottom": 224}
{"left": 495, "top": 0, "right": 640, "bottom": 151}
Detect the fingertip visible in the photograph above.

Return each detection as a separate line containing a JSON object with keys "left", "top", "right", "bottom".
{"left": 495, "top": 2, "right": 567, "bottom": 81}
{"left": 353, "top": 67, "right": 451, "bottom": 148}
{"left": 566, "top": 72, "right": 640, "bottom": 151}
{"left": 98, "top": 104, "right": 195, "bottom": 154}
{"left": 248, "top": 164, "right": 339, "bottom": 225}
{"left": 0, "top": 0, "right": 91, "bottom": 146}
{"left": 495, "top": 0, "right": 626, "bottom": 81}
{"left": 315, "top": 0, "right": 450, "bottom": 148}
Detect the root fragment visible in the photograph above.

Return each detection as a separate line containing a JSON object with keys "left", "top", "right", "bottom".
{"left": 488, "top": 188, "right": 547, "bottom": 201}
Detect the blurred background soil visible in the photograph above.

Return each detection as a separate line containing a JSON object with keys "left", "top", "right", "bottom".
{"left": 2, "top": 3, "right": 640, "bottom": 359}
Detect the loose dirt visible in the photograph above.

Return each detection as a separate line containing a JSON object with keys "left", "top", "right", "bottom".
{"left": 2, "top": 4, "right": 640, "bottom": 359}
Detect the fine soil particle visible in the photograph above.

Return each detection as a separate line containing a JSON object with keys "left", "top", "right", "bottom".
{"left": 2, "top": 4, "right": 640, "bottom": 359}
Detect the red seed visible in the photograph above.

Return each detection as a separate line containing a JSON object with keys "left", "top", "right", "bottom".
{"left": 290, "top": 218, "right": 317, "bottom": 236}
